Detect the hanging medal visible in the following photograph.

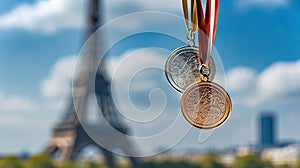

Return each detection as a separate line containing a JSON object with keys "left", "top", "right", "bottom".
{"left": 165, "top": 0, "right": 216, "bottom": 93}
{"left": 180, "top": 0, "right": 232, "bottom": 129}
{"left": 169, "top": 0, "right": 232, "bottom": 129}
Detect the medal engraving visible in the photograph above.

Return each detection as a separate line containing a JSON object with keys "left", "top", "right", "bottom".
{"left": 180, "top": 82, "right": 231, "bottom": 129}
{"left": 165, "top": 46, "right": 216, "bottom": 92}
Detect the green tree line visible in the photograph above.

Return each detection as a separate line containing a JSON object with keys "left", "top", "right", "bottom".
{"left": 1, "top": 154, "right": 300, "bottom": 168}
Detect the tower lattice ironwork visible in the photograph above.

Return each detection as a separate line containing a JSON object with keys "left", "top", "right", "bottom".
{"left": 44, "top": 0, "right": 139, "bottom": 167}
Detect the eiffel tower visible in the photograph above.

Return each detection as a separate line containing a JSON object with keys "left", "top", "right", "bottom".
{"left": 44, "top": 0, "right": 139, "bottom": 167}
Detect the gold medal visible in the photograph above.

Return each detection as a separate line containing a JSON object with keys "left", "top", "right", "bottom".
{"left": 180, "top": 81, "right": 231, "bottom": 129}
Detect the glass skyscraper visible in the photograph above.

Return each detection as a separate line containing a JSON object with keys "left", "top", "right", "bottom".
{"left": 260, "top": 113, "right": 276, "bottom": 147}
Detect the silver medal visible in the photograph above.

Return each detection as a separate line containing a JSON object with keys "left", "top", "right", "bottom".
{"left": 165, "top": 46, "right": 216, "bottom": 92}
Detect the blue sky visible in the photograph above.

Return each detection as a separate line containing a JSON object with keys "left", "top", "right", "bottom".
{"left": 0, "top": 0, "right": 299, "bottom": 155}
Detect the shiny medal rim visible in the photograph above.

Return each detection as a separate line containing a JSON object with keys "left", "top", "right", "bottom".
{"left": 165, "top": 46, "right": 216, "bottom": 93}
{"left": 180, "top": 81, "right": 232, "bottom": 129}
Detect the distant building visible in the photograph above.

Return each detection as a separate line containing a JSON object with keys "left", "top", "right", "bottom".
{"left": 17, "top": 151, "right": 30, "bottom": 160}
{"left": 237, "top": 145, "right": 256, "bottom": 156}
{"left": 260, "top": 113, "right": 276, "bottom": 148}
{"left": 261, "top": 144, "right": 300, "bottom": 165}
{"left": 218, "top": 154, "right": 236, "bottom": 166}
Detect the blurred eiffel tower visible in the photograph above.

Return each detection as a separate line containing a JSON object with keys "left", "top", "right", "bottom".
{"left": 44, "top": 0, "right": 139, "bottom": 167}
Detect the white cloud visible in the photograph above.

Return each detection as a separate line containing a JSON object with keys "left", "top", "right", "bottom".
{"left": 238, "top": 0, "right": 290, "bottom": 8}
{"left": 258, "top": 61, "right": 300, "bottom": 93}
{"left": 0, "top": 55, "right": 77, "bottom": 131}
{"left": 227, "top": 59, "right": 300, "bottom": 107}
{"left": 107, "top": 49, "right": 166, "bottom": 82}
{"left": 227, "top": 67, "right": 256, "bottom": 92}
{"left": 0, "top": 0, "right": 182, "bottom": 33}
{"left": 0, "top": 55, "right": 79, "bottom": 154}
{"left": 107, "top": 0, "right": 181, "bottom": 18}
{"left": 0, "top": 0, "right": 85, "bottom": 32}
{"left": 257, "top": 60, "right": 300, "bottom": 102}
{"left": 0, "top": 115, "right": 29, "bottom": 128}
{"left": 0, "top": 94, "right": 37, "bottom": 112}
{"left": 0, "top": 55, "right": 78, "bottom": 154}
{"left": 0, "top": 0, "right": 290, "bottom": 33}
{"left": 41, "top": 56, "right": 77, "bottom": 98}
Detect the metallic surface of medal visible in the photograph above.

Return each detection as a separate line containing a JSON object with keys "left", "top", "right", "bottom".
{"left": 180, "top": 82, "right": 231, "bottom": 129}
{"left": 165, "top": 46, "right": 216, "bottom": 93}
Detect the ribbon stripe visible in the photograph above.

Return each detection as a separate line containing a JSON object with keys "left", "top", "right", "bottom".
{"left": 182, "top": 0, "right": 220, "bottom": 65}
{"left": 182, "top": 0, "right": 198, "bottom": 33}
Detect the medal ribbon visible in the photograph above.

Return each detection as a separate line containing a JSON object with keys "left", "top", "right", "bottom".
{"left": 197, "top": 0, "right": 219, "bottom": 66}
{"left": 182, "top": 0, "right": 219, "bottom": 66}
{"left": 182, "top": 0, "right": 198, "bottom": 33}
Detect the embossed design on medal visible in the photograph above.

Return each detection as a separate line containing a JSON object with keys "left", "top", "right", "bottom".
{"left": 165, "top": 46, "right": 216, "bottom": 93}
{"left": 180, "top": 82, "right": 232, "bottom": 129}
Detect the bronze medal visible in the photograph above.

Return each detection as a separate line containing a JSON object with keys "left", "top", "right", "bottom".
{"left": 180, "top": 81, "right": 231, "bottom": 129}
